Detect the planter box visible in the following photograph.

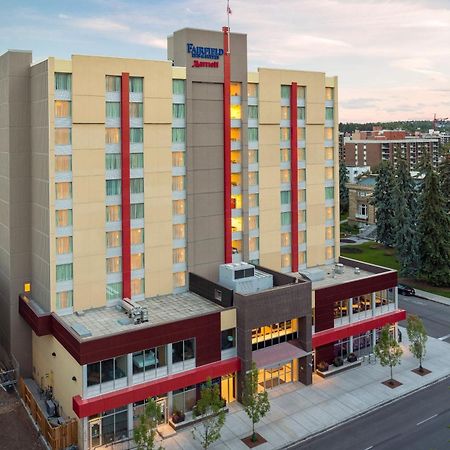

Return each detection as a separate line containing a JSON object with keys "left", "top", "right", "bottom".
{"left": 169, "top": 407, "right": 229, "bottom": 431}
{"left": 316, "top": 359, "right": 361, "bottom": 378}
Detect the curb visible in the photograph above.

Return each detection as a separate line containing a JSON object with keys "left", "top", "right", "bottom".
{"left": 414, "top": 294, "right": 450, "bottom": 307}
{"left": 279, "top": 372, "right": 450, "bottom": 450}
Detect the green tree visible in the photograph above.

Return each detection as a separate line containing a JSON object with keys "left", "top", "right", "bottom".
{"left": 393, "top": 159, "right": 419, "bottom": 276}
{"left": 417, "top": 165, "right": 450, "bottom": 286}
{"left": 339, "top": 160, "right": 349, "bottom": 214}
{"left": 374, "top": 325, "right": 403, "bottom": 385}
{"left": 438, "top": 147, "right": 450, "bottom": 213}
{"left": 406, "top": 315, "right": 428, "bottom": 372}
{"left": 242, "top": 363, "right": 270, "bottom": 442}
{"left": 133, "top": 398, "right": 163, "bottom": 450}
{"left": 192, "top": 379, "right": 226, "bottom": 449}
{"left": 372, "top": 161, "right": 396, "bottom": 247}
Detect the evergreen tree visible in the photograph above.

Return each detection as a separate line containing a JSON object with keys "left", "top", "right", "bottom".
{"left": 438, "top": 146, "right": 450, "bottom": 213}
{"left": 393, "top": 159, "right": 419, "bottom": 276}
{"left": 417, "top": 165, "right": 450, "bottom": 286}
{"left": 372, "top": 161, "right": 396, "bottom": 247}
{"left": 339, "top": 160, "right": 349, "bottom": 214}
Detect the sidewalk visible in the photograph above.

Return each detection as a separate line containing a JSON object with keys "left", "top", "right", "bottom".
{"left": 414, "top": 288, "right": 450, "bottom": 307}
{"left": 160, "top": 329, "right": 450, "bottom": 450}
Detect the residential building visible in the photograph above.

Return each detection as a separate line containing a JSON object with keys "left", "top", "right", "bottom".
{"left": 346, "top": 175, "right": 376, "bottom": 225}
{"left": 1, "top": 27, "right": 404, "bottom": 449}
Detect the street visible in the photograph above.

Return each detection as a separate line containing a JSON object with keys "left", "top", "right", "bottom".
{"left": 398, "top": 294, "right": 450, "bottom": 342}
{"left": 289, "top": 377, "right": 450, "bottom": 450}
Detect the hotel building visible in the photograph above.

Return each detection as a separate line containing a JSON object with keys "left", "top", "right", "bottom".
{"left": 0, "top": 28, "right": 404, "bottom": 449}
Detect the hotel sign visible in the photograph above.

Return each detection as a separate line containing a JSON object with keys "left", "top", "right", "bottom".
{"left": 187, "top": 43, "right": 223, "bottom": 68}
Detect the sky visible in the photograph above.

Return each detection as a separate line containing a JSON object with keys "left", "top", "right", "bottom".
{"left": 0, "top": 0, "right": 449, "bottom": 123}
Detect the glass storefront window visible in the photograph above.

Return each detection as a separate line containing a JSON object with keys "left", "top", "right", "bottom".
{"left": 172, "top": 386, "right": 196, "bottom": 414}
{"left": 87, "top": 356, "right": 128, "bottom": 392}
{"left": 252, "top": 320, "right": 298, "bottom": 351}
{"left": 172, "top": 339, "right": 195, "bottom": 372}
{"left": 132, "top": 345, "right": 167, "bottom": 381}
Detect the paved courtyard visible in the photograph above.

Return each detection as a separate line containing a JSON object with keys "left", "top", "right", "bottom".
{"left": 161, "top": 328, "right": 450, "bottom": 449}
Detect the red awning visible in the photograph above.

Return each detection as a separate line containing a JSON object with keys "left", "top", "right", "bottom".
{"left": 252, "top": 342, "right": 309, "bottom": 369}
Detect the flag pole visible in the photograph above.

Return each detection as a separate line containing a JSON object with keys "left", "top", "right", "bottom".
{"left": 227, "top": 0, "right": 231, "bottom": 54}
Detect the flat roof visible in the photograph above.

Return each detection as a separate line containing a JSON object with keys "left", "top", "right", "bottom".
{"left": 59, "top": 291, "right": 223, "bottom": 340}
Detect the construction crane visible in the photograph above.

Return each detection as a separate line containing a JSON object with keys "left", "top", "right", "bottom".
{"left": 433, "top": 113, "right": 448, "bottom": 130}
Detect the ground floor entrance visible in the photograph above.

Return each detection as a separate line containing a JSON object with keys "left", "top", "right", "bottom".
{"left": 257, "top": 360, "right": 299, "bottom": 392}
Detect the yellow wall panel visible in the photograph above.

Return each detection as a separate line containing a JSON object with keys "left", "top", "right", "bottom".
{"left": 306, "top": 103, "right": 325, "bottom": 125}
{"left": 72, "top": 95, "right": 104, "bottom": 124}
{"left": 221, "top": 309, "right": 237, "bottom": 331}
{"left": 144, "top": 98, "right": 172, "bottom": 124}
{"left": 259, "top": 102, "right": 280, "bottom": 124}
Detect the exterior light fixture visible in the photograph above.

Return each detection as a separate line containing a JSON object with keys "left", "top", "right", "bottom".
{"left": 72, "top": 376, "right": 77, "bottom": 382}
{"left": 51, "top": 352, "right": 56, "bottom": 357}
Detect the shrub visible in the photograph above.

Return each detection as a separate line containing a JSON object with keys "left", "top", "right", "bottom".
{"left": 347, "top": 353, "right": 357, "bottom": 363}
{"left": 333, "top": 356, "right": 344, "bottom": 367}
{"left": 317, "top": 361, "right": 329, "bottom": 372}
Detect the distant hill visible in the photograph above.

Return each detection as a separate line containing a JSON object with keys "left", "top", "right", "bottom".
{"left": 339, "top": 121, "right": 449, "bottom": 134}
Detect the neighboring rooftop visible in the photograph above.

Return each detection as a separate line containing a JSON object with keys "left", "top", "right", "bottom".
{"left": 59, "top": 291, "right": 222, "bottom": 340}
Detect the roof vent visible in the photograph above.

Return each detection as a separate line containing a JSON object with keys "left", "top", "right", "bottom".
{"left": 335, "top": 263, "right": 344, "bottom": 274}
{"left": 354, "top": 267, "right": 360, "bottom": 274}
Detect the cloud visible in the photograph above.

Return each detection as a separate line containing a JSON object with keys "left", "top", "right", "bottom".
{"left": 341, "top": 98, "right": 380, "bottom": 109}
{"left": 73, "top": 17, "right": 129, "bottom": 32}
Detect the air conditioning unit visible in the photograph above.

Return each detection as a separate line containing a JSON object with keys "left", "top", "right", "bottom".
{"left": 354, "top": 267, "right": 360, "bottom": 274}
{"left": 335, "top": 263, "right": 344, "bottom": 274}
{"left": 121, "top": 298, "right": 149, "bottom": 325}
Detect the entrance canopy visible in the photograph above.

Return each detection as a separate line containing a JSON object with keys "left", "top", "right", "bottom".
{"left": 252, "top": 342, "right": 309, "bottom": 369}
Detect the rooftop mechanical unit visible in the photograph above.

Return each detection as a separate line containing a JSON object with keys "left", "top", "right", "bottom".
{"left": 219, "top": 262, "right": 273, "bottom": 294}
{"left": 120, "top": 298, "right": 149, "bottom": 325}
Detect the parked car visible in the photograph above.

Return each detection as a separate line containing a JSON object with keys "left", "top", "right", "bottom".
{"left": 398, "top": 284, "right": 415, "bottom": 296}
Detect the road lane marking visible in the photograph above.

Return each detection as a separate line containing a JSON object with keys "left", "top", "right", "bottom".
{"left": 362, "top": 447, "right": 373, "bottom": 450}
{"left": 416, "top": 414, "right": 438, "bottom": 426}
{"left": 438, "top": 333, "right": 450, "bottom": 341}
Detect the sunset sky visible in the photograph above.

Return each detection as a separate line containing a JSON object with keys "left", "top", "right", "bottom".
{"left": 1, "top": 0, "right": 449, "bottom": 122}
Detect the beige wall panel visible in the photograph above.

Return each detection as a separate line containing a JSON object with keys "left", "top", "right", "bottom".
{"left": 259, "top": 166, "right": 280, "bottom": 189}
{"left": 259, "top": 102, "right": 280, "bottom": 125}
{"left": 32, "top": 333, "right": 81, "bottom": 419}
{"left": 306, "top": 185, "right": 325, "bottom": 209}
{"left": 142, "top": 63, "right": 172, "bottom": 98}
{"left": 306, "top": 166, "right": 324, "bottom": 187}
{"left": 145, "top": 220, "right": 172, "bottom": 247}
{"left": 146, "top": 270, "right": 173, "bottom": 298}
{"left": 307, "top": 225, "right": 325, "bottom": 248}
{"left": 248, "top": 72, "right": 259, "bottom": 83}
{"left": 144, "top": 98, "right": 171, "bottom": 124}
{"left": 73, "top": 124, "right": 104, "bottom": 150}
{"left": 306, "top": 124, "right": 325, "bottom": 145}
{"left": 220, "top": 309, "right": 236, "bottom": 331}
{"left": 306, "top": 103, "right": 325, "bottom": 125}
{"left": 306, "top": 143, "right": 325, "bottom": 165}
{"left": 259, "top": 145, "right": 279, "bottom": 168}
{"left": 73, "top": 255, "right": 106, "bottom": 309}
{"left": 306, "top": 204, "right": 325, "bottom": 226}
{"left": 144, "top": 124, "right": 171, "bottom": 148}
{"left": 145, "top": 245, "right": 172, "bottom": 297}
{"left": 258, "top": 69, "right": 282, "bottom": 102}
{"left": 54, "top": 59, "right": 72, "bottom": 73}
{"left": 73, "top": 175, "right": 105, "bottom": 204}
{"left": 144, "top": 147, "right": 171, "bottom": 173}
{"left": 306, "top": 244, "right": 325, "bottom": 267}
{"left": 72, "top": 95, "right": 104, "bottom": 124}
{"left": 172, "top": 67, "right": 186, "bottom": 79}
{"left": 72, "top": 203, "right": 105, "bottom": 230}
{"left": 259, "top": 125, "right": 279, "bottom": 147}
{"left": 144, "top": 173, "right": 172, "bottom": 199}
{"left": 259, "top": 229, "right": 281, "bottom": 255}
{"left": 144, "top": 196, "right": 172, "bottom": 224}
{"left": 259, "top": 187, "right": 280, "bottom": 212}
{"left": 73, "top": 229, "right": 105, "bottom": 256}
{"left": 259, "top": 252, "right": 280, "bottom": 272}
{"left": 72, "top": 148, "right": 104, "bottom": 177}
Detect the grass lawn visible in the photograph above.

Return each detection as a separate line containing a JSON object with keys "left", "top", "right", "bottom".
{"left": 340, "top": 242, "right": 450, "bottom": 298}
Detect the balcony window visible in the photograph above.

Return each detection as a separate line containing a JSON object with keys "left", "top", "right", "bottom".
{"left": 281, "top": 191, "right": 291, "bottom": 205}
{"left": 232, "top": 240, "right": 242, "bottom": 254}
{"left": 325, "top": 167, "right": 334, "bottom": 180}
{"left": 325, "top": 127, "right": 333, "bottom": 140}
{"left": 325, "top": 246, "right": 334, "bottom": 260}
{"left": 106, "top": 282, "right": 122, "bottom": 301}
{"left": 106, "top": 76, "right": 121, "bottom": 92}
{"left": 231, "top": 128, "right": 241, "bottom": 142}
{"left": 280, "top": 148, "right": 290, "bottom": 162}
{"left": 56, "top": 290, "right": 73, "bottom": 310}
{"left": 248, "top": 83, "right": 258, "bottom": 97}
{"left": 298, "top": 189, "right": 306, "bottom": 203}
{"left": 172, "top": 152, "right": 185, "bottom": 167}
{"left": 107, "top": 257, "right": 121, "bottom": 273}
{"left": 248, "top": 128, "right": 258, "bottom": 142}
{"left": 248, "top": 105, "right": 258, "bottom": 119}
{"left": 56, "top": 209, "right": 72, "bottom": 227}
{"left": 325, "top": 107, "right": 334, "bottom": 121}
{"left": 249, "top": 194, "right": 259, "bottom": 208}
{"left": 173, "top": 248, "right": 186, "bottom": 264}
{"left": 249, "top": 216, "right": 259, "bottom": 231}
{"left": 326, "top": 226, "right": 334, "bottom": 240}
{"left": 248, "top": 150, "right": 258, "bottom": 164}
{"left": 281, "top": 85, "right": 290, "bottom": 99}
{"left": 173, "top": 224, "right": 186, "bottom": 240}
{"left": 231, "top": 217, "right": 242, "bottom": 233}
{"left": 106, "top": 205, "right": 121, "bottom": 222}
{"left": 173, "top": 272, "right": 186, "bottom": 288}
{"left": 325, "top": 147, "right": 334, "bottom": 160}
{"left": 173, "top": 79, "right": 185, "bottom": 95}
{"left": 299, "top": 251, "right": 306, "bottom": 265}
{"left": 280, "top": 169, "right": 290, "bottom": 184}
{"left": 106, "top": 154, "right": 121, "bottom": 170}
{"left": 281, "top": 232, "right": 291, "bottom": 247}
{"left": 130, "top": 103, "right": 143, "bottom": 119}
{"left": 55, "top": 182, "right": 72, "bottom": 200}
{"left": 129, "top": 77, "right": 143, "bottom": 93}
{"left": 55, "top": 155, "right": 72, "bottom": 173}
{"left": 56, "top": 236, "right": 72, "bottom": 254}
{"left": 281, "top": 253, "right": 291, "bottom": 268}
{"left": 56, "top": 263, "right": 73, "bottom": 282}
{"left": 298, "top": 169, "right": 306, "bottom": 182}
{"left": 131, "top": 203, "right": 144, "bottom": 220}
{"left": 55, "top": 128, "right": 71, "bottom": 145}
{"left": 298, "top": 210, "right": 306, "bottom": 223}
{"left": 231, "top": 194, "right": 242, "bottom": 209}
{"left": 280, "top": 128, "right": 290, "bottom": 141}
{"left": 231, "top": 151, "right": 241, "bottom": 165}
{"left": 298, "top": 148, "right": 306, "bottom": 160}
{"left": 106, "top": 102, "right": 120, "bottom": 119}
{"left": 172, "top": 200, "right": 185, "bottom": 215}
{"left": 231, "top": 173, "right": 241, "bottom": 187}
{"left": 248, "top": 172, "right": 259, "bottom": 186}
{"left": 130, "top": 178, "right": 144, "bottom": 194}
{"left": 230, "top": 83, "right": 241, "bottom": 97}
{"left": 297, "top": 128, "right": 305, "bottom": 140}
{"left": 172, "top": 176, "right": 185, "bottom": 192}
{"left": 297, "top": 86, "right": 306, "bottom": 99}
{"left": 326, "top": 206, "right": 334, "bottom": 221}
{"left": 172, "top": 128, "right": 185, "bottom": 143}
{"left": 131, "top": 228, "right": 144, "bottom": 245}
{"left": 281, "top": 212, "right": 291, "bottom": 226}
{"left": 325, "top": 87, "right": 334, "bottom": 101}
{"left": 106, "top": 128, "right": 120, "bottom": 144}
{"left": 130, "top": 153, "right": 144, "bottom": 169}
{"left": 55, "top": 101, "right": 71, "bottom": 118}
{"left": 281, "top": 106, "right": 290, "bottom": 120}
{"left": 131, "top": 278, "right": 145, "bottom": 296}
{"left": 55, "top": 73, "right": 71, "bottom": 91}
{"left": 230, "top": 104, "right": 241, "bottom": 120}
{"left": 173, "top": 104, "right": 185, "bottom": 119}
{"left": 106, "top": 179, "right": 121, "bottom": 196}
{"left": 298, "top": 230, "right": 306, "bottom": 244}
{"left": 249, "top": 237, "right": 259, "bottom": 252}
{"left": 297, "top": 107, "right": 305, "bottom": 120}
{"left": 325, "top": 187, "right": 334, "bottom": 200}
{"left": 130, "top": 128, "right": 143, "bottom": 143}
{"left": 106, "top": 231, "right": 121, "bottom": 248}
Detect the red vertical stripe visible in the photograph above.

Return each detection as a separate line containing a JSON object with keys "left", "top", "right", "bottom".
{"left": 223, "top": 27, "right": 232, "bottom": 264}
{"left": 290, "top": 83, "right": 298, "bottom": 272}
{"left": 121, "top": 73, "right": 131, "bottom": 299}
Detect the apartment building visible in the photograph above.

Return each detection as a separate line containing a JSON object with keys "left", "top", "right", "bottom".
{"left": 1, "top": 27, "right": 404, "bottom": 449}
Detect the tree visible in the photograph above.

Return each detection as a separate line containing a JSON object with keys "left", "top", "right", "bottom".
{"left": 406, "top": 315, "right": 428, "bottom": 372}
{"left": 417, "top": 164, "right": 450, "bottom": 286}
{"left": 438, "top": 146, "right": 450, "bottom": 213}
{"left": 242, "top": 363, "right": 270, "bottom": 442}
{"left": 339, "top": 160, "right": 349, "bottom": 214}
{"left": 192, "top": 379, "right": 226, "bottom": 449}
{"left": 374, "top": 324, "right": 403, "bottom": 385}
{"left": 133, "top": 398, "right": 163, "bottom": 450}
{"left": 372, "top": 161, "right": 396, "bottom": 247}
{"left": 393, "top": 159, "right": 419, "bottom": 276}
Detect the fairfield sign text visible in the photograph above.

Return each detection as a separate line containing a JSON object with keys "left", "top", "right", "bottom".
{"left": 187, "top": 43, "right": 224, "bottom": 68}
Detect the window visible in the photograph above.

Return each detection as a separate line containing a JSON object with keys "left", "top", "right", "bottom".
{"left": 249, "top": 194, "right": 259, "bottom": 208}
{"left": 130, "top": 153, "right": 144, "bottom": 169}
{"left": 131, "top": 278, "right": 145, "bottom": 296}
{"left": 297, "top": 107, "right": 305, "bottom": 120}
{"left": 249, "top": 237, "right": 259, "bottom": 252}
{"left": 281, "top": 253, "right": 291, "bottom": 268}
{"left": 172, "top": 200, "right": 185, "bottom": 216}
{"left": 173, "top": 104, "right": 185, "bottom": 119}
{"left": 281, "top": 106, "right": 290, "bottom": 120}
{"left": 280, "top": 191, "right": 291, "bottom": 205}
{"left": 55, "top": 182, "right": 72, "bottom": 200}
{"left": 173, "top": 79, "right": 185, "bottom": 95}
{"left": 230, "top": 104, "right": 241, "bottom": 120}
{"left": 248, "top": 172, "right": 259, "bottom": 186}
{"left": 326, "top": 207, "right": 334, "bottom": 221}
{"left": 325, "top": 147, "right": 334, "bottom": 160}
{"left": 173, "top": 224, "right": 186, "bottom": 240}
{"left": 106, "top": 205, "right": 121, "bottom": 222}
{"left": 325, "top": 107, "right": 334, "bottom": 121}
{"left": 325, "top": 87, "right": 334, "bottom": 100}
{"left": 106, "top": 102, "right": 120, "bottom": 119}
{"left": 130, "top": 103, "right": 143, "bottom": 119}
{"left": 358, "top": 203, "right": 368, "bottom": 217}
{"left": 129, "top": 77, "right": 143, "bottom": 93}
{"left": 325, "top": 187, "right": 334, "bottom": 200}
{"left": 248, "top": 150, "right": 258, "bottom": 164}
{"left": 281, "top": 85, "right": 290, "bottom": 99}
{"left": 107, "top": 257, "right": 121, "bottom": 273}
{"left": 280, "top": 128, "right": 290, "bottom": 141}
{"left": 325, "top": 167, "right": 334, "bottom": 180}
{"left": 55, "top": 73, "right": 71, "bottom": 91}
{"left": 173, "top": 272, "right": 186, "bottom": 288}
{"left": 56, "top": 263, "right": 73, "bottom": 282}
{"left": 173, "top": 248, "right": 186, "bottom": 264}
{"left": 299, "top": 251, "right": 306, "bottom": 265}
{"left": 248, "top": 105, "right": 258, "bottom": 119}
{"left": 230, "top": 83, "right": 241, "bottom": 96}
{"left": 106, "top": 282, "right": 122, "bottom": 301}
{"left": 106, "top": 76, "right": 121, "bottom": 92}
{"left": 280, "top": 169, "right": 290, "bottom": 184}
{"left": 248, "top": 83, "right": 258, "bottom": 97}
{"left": 298, "top": 189, "right": 306, "bottom": 202}
{"left": 132, "top": 346, "right": 167, "bottom": 382}
{"left": 248, "top": 128, "right": 258, "bottom": 141}
{"left": 172, "top": 152, "right": 185, "bottom": 167}
{"left": 130, "top": 128, "right": 143, "bottom": 143}
{"left": 297, "top": 86, "right": 306, "bottom": 99}
{"left": 172, "top": 176, "right": 185, "bottom": 191}
{"left": 299, "top": 210, "right": 306, "bottom": 223}
{"left": 297, "top": 127, "right": 305, "bottom": 140}
{"left": 172, "top": 338, "right": 195, "bottom": 368}
{"left": 130, "top": 178, "right": 144, "bottom": 194}
{"left": 231, "top": 128, "right": 241, "bottom": 142}
{"left": 56, "top": 290, "right": 73, "bottom": 310}
{"left": 131, "top": 228, "right": 144, "bottom": 245}
{"left": 55, "top": 101, "right": 71, "bottom": 118}
{"left": 280, "top": 149, "right": 290, "bottom": 162}
{"left": 298, "top": 148, "right": 306, "bottom": 160}
{"left": 325, "top": 127, "right": 333, "bottom": 140}
{"left": 172, "top": 128, "right": 185, "bottom": 143}
{"left": 298, "top": 168, "right": 306, "bottom": 182}
{"left": 105, "top": 154, "right": 121, "bottom": 170}
{"left": 325, "top": 246, "right": 334, "bottom": 260}
{"left": 55, "top": 128, "right": 71, "bottom": 145}
{"left": 106, "top": 180, "right": 121, "bottom": 196}
{"left": 87, "top": 357, "right": 128, "bottom": 390}
{"left": 56, "top": 236, "right": 72, "bottom": 254}
{"left": 281, "top": 212, "right": 291, "bottom": 226}
{"left": 105, "top": 128, "right": 120, "bottom": 144}
{"left": 55, "top": 155, "right": 72, "bottom": 172}
{"left": 281, "top": 232, "right": 291, "bottom": 247}
{"left": 131, "top": 203, "right": 144, "bottom": 219}
{"left": 131, "top": 253, "right": 144, "bottom": 270}
{"left": 106, "top": 231, "right": 121, "bottom": 248}
{"left": 221, "top": 329, "right": 236, "bottom": 350}
{"left": 172, "top": 386, "right": 196, "bottom": 413}
{"left": 56, "top": 209, "right": 72, "bottom": 227}
{"left": 325, "top": 226, "right": 334, "bottom": 240}
{"left": 298, "top": 230, "right": 306, "bottom": 244}
{"left": 249, "top": 215, "right": 259, "bottom": 231}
